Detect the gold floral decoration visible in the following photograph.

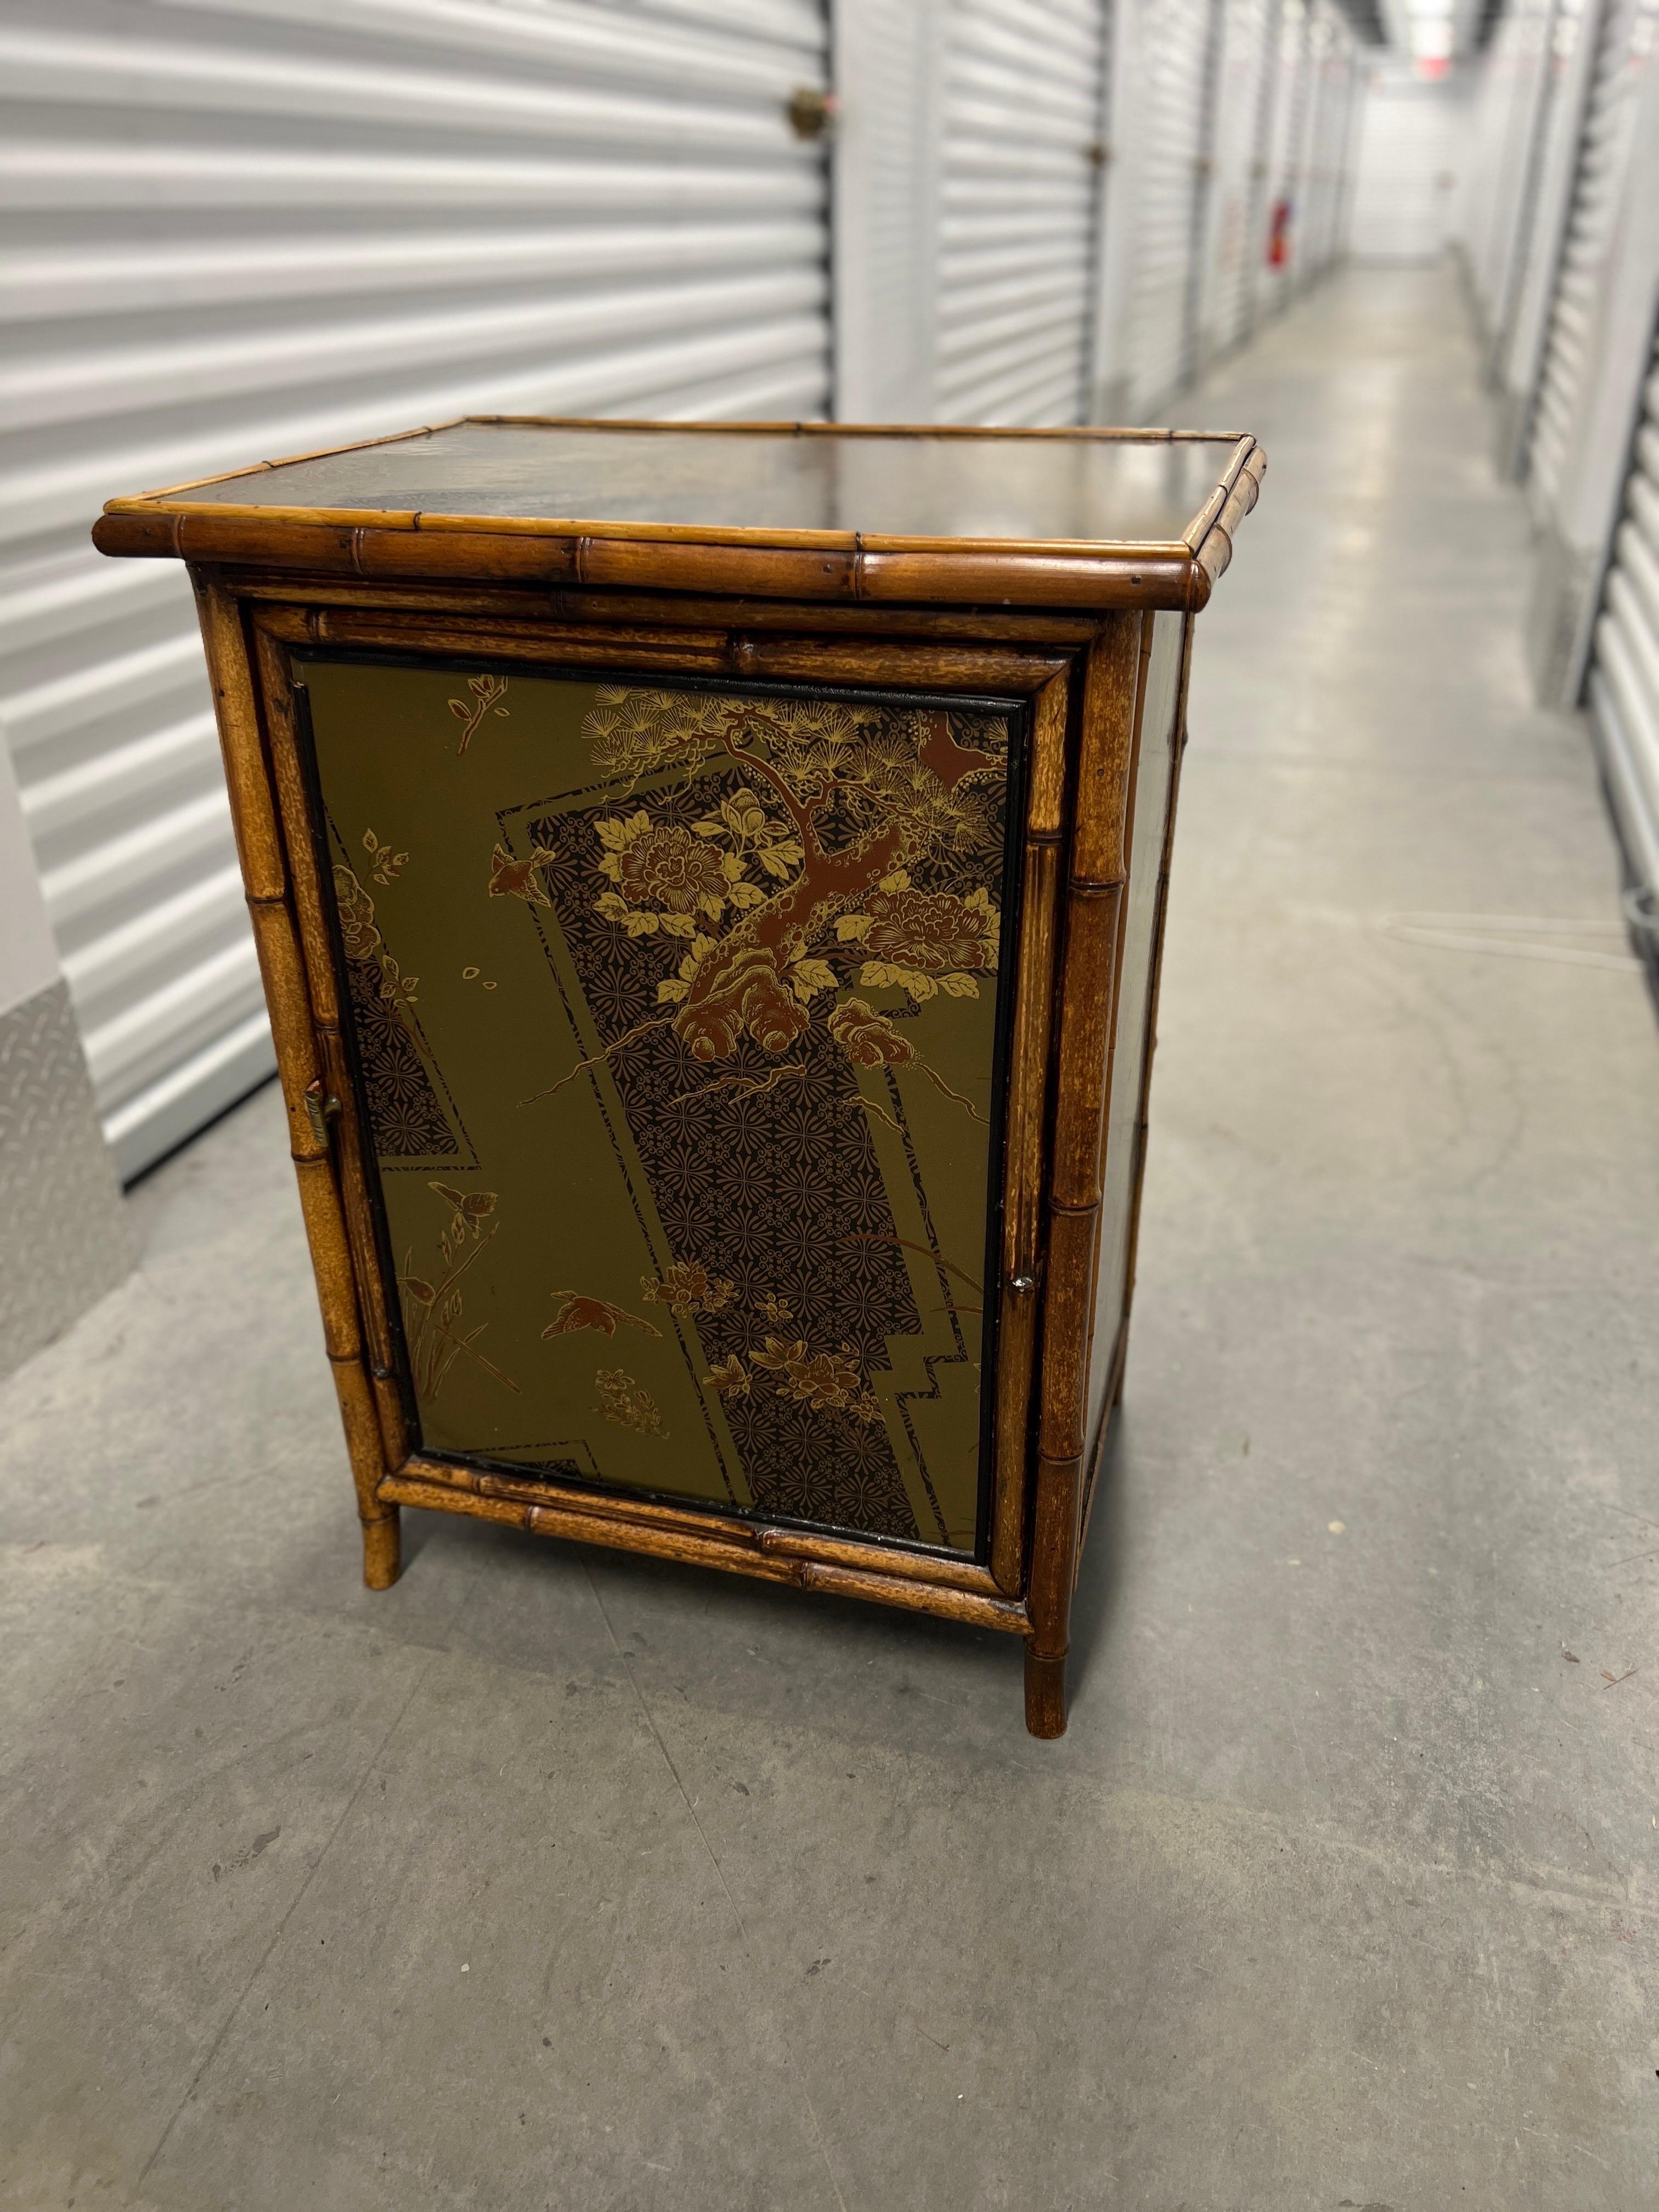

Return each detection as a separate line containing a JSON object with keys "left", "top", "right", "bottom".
{"left": 594, "top": 1368, "right": 664, "bottom": 1435}
{"left": 334, "top": 865, "right": 381, "bottom": 962}
{"left": 837, "top": 873, "right": 1000, "bottom": 1002}
{"left": 747, "top": 1334, "right": 870, "bottom": 1415}
{"left": 362, "top": 827, "right": 408, "bottom": 885}
{"left": 703, "top": 1354, "right": 751, "bottom": 1398}
{"left": 398, "top": 1187, "right": 517, "bottom": 1402}
{"left": 642, "top": 1260, "right": 736, "bottom": 1317}
{"left": 534, "top": 687, "right": 1007, "bottom": 1118}
{"left": 334, "top": 864, "right": 418, "bottom": 1007}
{"left": 778, "top": 1347, "right": 861, "bottom": 1411}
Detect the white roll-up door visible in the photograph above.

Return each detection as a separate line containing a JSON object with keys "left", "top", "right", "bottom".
{"left": 933, "top": 0, "right": 1105, "bottom": 426}
{"left": 1196, "top": 0, "right": 1277, "bottom": 370}
{"left": 1324, "top": 36, "right": 1363, "bottom": 273}
{"left": 1589, "top": 335, "right": 1659, "bottom": 890}
{"left": 830, "top": 0, "right": 941, "bottom": 424}
{"left": 1256, "top": 0, "right": 1311, "bottom": 321}
{"left": 1283, "top": 0, "right": 1327, "bottom": 290}
{"left": 1526, "top": 0, "right": 1655, "bottom": 520}
{"left": 1492, "top": 0, "right": 1599, "bottom": 463}
{"left": 1464, "top": 0, "right": 1556, "bottom": 341}
{"left": 1114, "top": 0, "right": 1216, "bottom": 422}
{"left": 0, "top": 0, "right": 831, "bottom": 1180}
{"left": 1490, "top": 0, "right": 1560, "bottom": 345}
{"left": 1294, "top": 2, "right": 1331, "bottom": 285}
{"left": 1299, "top": 6, "right": 1357, "bottom": 283}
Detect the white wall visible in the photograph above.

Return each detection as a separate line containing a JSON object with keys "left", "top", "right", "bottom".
{"left": 1347, "top": 61, "right": 1473, "bottom": 262}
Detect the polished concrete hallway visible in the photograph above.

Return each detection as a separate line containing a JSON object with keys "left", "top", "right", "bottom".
{"left": 2, "top": 265, "right": 1656, "bottom": 2210}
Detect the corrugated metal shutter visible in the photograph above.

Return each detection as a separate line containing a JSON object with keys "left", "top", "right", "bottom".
{"left": 1526, "top": 0, "right": 1655, "bottom": 518}
{"left": 1116, "top": 0, "right": 1216, "bottom": 422}
{"left": 1322, "top": 36, "right": 1362, "bottom": 274}
{"left": 1464, "top": 0, "right": 1556, "bottom": 341}
{"left": 934, "top": 0, "right": 1105, "bottom": 426}
{"left": 831, "top": 0, "right": 941, "bottom": 423}
{"left": 1283, "top": 0, "right": 1328, "bottom": 290}
{"left": 0, "top": 0, "right": 831, "bottom": 1180}
{"left": 1492, "top": 0, "right": 1598, "bottom": 463}
{"left": 1256, "top": 0, "right": 1311, "bottom": 320}
{"left": 1197, "top": 0, "right": 1277, "bottom": 369}
{"left": 1589, "top": 335, "right": 1659, "bottom": 889}
{"left": 1299, "top": 5, "right": 1356, "bottom": 283}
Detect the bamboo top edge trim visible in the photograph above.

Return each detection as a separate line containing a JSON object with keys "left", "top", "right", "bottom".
{"left": 94, "top": 417, "right": 1263, "bottom": 572}
{"left": 98, "top": 499, "right": 1215, "bottom": 563}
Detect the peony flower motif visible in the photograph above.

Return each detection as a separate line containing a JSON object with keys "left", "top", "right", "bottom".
{"left": 642, "top": 1260, "right": 736, "bottom": 1317}
{"left": 857, "top": 877, "right": 995, "bottom": 971}
{"left": 844, "top": 1389, "right": 885, "bottom": 1426}
{"left": 756, "top": 1293, "right": 794, "bottom": 1324}
{"left": 593, "top": 1368, "right": 664, "bottom": 1435}
{"left": 703, "top": 1355, "right": 751, "bottom": 1398}
{"left": 827, "top": 997, "right": 915, "bottom": 1069}
{"left": 489, "top": 838, "right": 557, "bottom": 906}
{"left": 543, "top": 1294, "right": 659, "bottom": 1340}
{"left": 597, "top": 815, "right": 727, "bottom": 917}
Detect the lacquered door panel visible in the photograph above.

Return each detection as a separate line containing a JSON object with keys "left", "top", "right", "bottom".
{"left": 301, "top": 654, "right": 1025, "bottom": 1554}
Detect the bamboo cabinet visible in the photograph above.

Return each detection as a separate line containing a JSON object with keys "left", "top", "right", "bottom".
{"left": 94, "top": 418, "right": 1262, "bottom": 1737}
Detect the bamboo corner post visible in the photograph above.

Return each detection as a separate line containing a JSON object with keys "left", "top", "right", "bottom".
{"left": 93, "top": 417, "right": 1262, "bottom": 1738}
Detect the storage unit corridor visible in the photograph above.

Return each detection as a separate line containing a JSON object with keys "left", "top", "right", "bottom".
{"left": 93, "top": 417, "right": 1262, "bottom": 1736}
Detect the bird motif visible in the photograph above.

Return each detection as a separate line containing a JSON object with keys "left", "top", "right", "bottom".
{"left": 488, "top": 838, "right": 557, "bottom": 906}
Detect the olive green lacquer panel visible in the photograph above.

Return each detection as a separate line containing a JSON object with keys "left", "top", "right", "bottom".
{"left": 301, "top": 657, "right": 1020, "bottom": 1552}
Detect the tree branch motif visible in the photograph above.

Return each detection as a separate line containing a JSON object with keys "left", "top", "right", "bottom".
{"left": 525, "top": 690, "right": 1007, "bottom": 1114}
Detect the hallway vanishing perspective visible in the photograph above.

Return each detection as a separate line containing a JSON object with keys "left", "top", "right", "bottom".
{"left": 1, "top": 266, "right": 1655, "bottom": 2208}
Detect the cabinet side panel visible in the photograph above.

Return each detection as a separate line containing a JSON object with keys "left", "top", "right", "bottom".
{"left": 1081, "top": 612, "right": 1185, "bottom": 1462}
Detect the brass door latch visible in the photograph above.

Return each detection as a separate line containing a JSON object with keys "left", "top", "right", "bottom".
{"left": 302, "top": 1079, "right": 341, "bottom": 1147}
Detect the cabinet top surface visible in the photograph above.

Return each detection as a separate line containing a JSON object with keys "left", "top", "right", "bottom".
{"left": 96, "top": 417, "right": 1265, "bottom": 608}
{"left": 117, "top": 418, "right": 1255, "bottom": 546}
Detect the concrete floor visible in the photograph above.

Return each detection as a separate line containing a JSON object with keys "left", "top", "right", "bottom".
{"left": 4, "top": 265, "right": 1657, "bottom": 2209}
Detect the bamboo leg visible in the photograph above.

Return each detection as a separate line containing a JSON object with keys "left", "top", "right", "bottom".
{"left": 194, "top": 584, "right": 402, "bottom": 1593}
{"left": 362, "top": 1513, "right": 402, "bottom": 1591}
{"left": 1024, "top": 1648, "right": 1068, "bottom": 1739}
{"left": 1023, "top": 1445, "right": 1080, "bottom": 1737}
{"left": 331, "top": 1350, "right": 402, "bottom": 1589}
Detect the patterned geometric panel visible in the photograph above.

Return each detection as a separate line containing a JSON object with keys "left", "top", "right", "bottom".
{"left": 0, "top": 979, "right": 134, "bottom": 1380}
{"left": 302, "top": 661, "right": 1022, "bottom": 1553}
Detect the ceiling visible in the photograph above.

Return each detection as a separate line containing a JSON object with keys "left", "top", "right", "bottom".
{"left": 1338, "top": 0, "right": 1505, "bottom": 60}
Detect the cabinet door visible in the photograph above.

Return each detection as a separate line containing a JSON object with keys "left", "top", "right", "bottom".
{"left": 299, "top": 653, "right": 1025, "bottom": 1555}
